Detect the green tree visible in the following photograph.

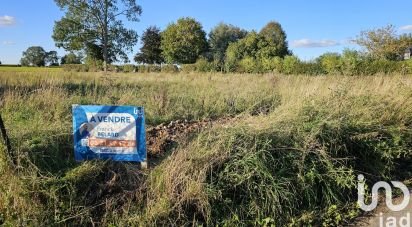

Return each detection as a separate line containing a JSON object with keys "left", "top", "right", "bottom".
{"left": 225, "top": 31, "right": 260, "bottom": 72}
{"left": 258, "top": 21, "right": 290, "bottom": 58}
{"left": 46, "top": 51, "right": 59, "bottom": 66}
{"left": 209, "top": 23, "right": 248, "bottom": 68}
{"left": 20, "top": 46, "right": 47, "bottom": 66}
{"left": 53, "top": 0, "right": 142, "bottom": 71}
{"left": 134, "top": 26, "right": 163, "bottom": 64}
{"left": 84, "top": 43, "right": 105, "bottom": 63}
{"left": 161, "top": 17, "right": 208, "bottom": 64}
{"left": 261, "top": 56, "right": 283, "bottom": 73}
{"left": 224, "top": 21, "right": 291, "bottom": 72}
{"left": 317, "top": 52, "right": 342, "bottom": 74}
{"left": 341, "top": 49, "right": 363, "bottom": 76}
{"left": 355, "top": 24, "right": 412, "bottom": 60}
{"left": 61, "top": 52, "right": 82, "bottom": 64}
{"left": 282, "top": 55, "right": 300, "bottom": 74}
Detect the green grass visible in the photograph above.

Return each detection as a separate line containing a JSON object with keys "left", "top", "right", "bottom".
{"left": 0, "top": 71, "right": 412, "bottom": 226}
{"left": 0, "top": 66, "right": 62, "bottom": 72}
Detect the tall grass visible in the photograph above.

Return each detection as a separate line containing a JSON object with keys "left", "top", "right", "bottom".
{"left": 0, "top": 72, "right": 412, "bottom": 225}
{"left": 134, "top": 75, "right": 412, "bottom": 226}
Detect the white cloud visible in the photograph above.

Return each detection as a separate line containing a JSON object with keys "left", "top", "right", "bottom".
{"left": 0, "top": 15, "right": 16, "bottom": 26}
{"left": 292, "top": 39, "right": 340, "bottom": 48}
{"left": 2, "top": 41, "right": 15, "bottom": 45}
{"left": 400, "top": 25, "right": 412, "bottom": 31}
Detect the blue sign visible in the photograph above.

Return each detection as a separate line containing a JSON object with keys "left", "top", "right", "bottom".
{"left": 72, "top": 105, "right": 146, "bottom": 162}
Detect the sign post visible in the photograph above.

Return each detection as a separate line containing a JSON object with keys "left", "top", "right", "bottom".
{"left": 72, "top": 105, "right": 147, "bottom": 167}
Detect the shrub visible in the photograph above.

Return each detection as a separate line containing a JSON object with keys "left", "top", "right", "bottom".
{"left": 295, "top": 62, "right": 325, "bottom": 75}
{"left": 318, "top": 53, "right": 342, "bottom": 75}
{"left": 283, "top": 55, "right": 300, "bottom": 74}
{"left": 260, "top": 56, "right": 283, "bottom": 73}
{"left": 195, "top": 57, "right": 215, "bottom": 72}
{"left": 137, "top": 64, "right": 161, "bottom": 73}
{"left": 181, "top": 64, "right": 197, "bottom": 73}
{"left": 161, "top": 64, "right": 179, "bottom": 73}
{"left": 62, "top": 64, "right": 89, "bottom": 72}
{"left": 238, "top": 57, "right": 259, "bottom": 73}
{"left": 62, "top": 64, "right": 74, "bottom": 71}
{"left": 123, "top": 64, "right": 136, "bottom": 73}
{"left": 137, "top": 65, "right": 147, "bottom": 73}
{"left": 147, "top": 64, "right": 161, "bottom": 72}
{"left": 107, "top": 64, "right": 119, "bottom": 72}
{"left": 84, "top": 58, "right": 103, "bottom": 72}
{"left": 402, "top": 59, "right": 412, "bottom": 74}
{"left": 341, "top": 49, "right": 362, "bottom": 76}
{"left": 224, "top": 42, "right": 242, "bottom": 73}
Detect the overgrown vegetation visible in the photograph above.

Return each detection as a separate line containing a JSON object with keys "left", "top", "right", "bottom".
{"left": 0, "top": 72, "right": 412, "bottom": 226}
{"left": 60, "top": 55, "right": 412, "bottom": 76}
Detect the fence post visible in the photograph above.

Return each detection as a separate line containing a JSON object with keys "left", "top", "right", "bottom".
{"left": 0, "top": 113, "right": 14, "bottom": 165}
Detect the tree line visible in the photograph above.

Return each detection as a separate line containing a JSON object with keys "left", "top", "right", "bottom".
{"left": 16, "top": 0, "right": 412, "bottom": 74}
{"left": 134, "top": 19, "right": 291, "bottom": 69}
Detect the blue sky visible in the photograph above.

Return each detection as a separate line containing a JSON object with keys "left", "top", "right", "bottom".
{"left": 1, "top": 0, "right": 412, "bottom": 64}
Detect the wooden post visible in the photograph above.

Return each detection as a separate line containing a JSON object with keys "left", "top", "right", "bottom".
{"left": 140, "top": 161, "right": 148, "bottom": 169}
{"left": 0, "top": 113, "right": 14, "bottom": 165}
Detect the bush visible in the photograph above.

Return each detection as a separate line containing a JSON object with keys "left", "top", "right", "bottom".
{"left": 122, "top": 64, "right": 136, "bottom": 73}
{"left": 403, "top": 59, "right": 412, "bottom": 74}
{"left": 107, "top": 64, "right": 119, "bottom": 72}
{"left": 238, "top": 57, "right": 260, "bottom": 73}
{"left": 341, "top": 50, "right": 362, "bottom": 76}
{"left": 224, "top": 43, "right": 241, "bottom": 73}
{"left": 295, "top": 62, "right": 325, "bottom": 75}
{"left": 136, "top": 64, "right": 161, "bottom": 73}
{"left": 318, "top": 53, "right": 342, "bottom": 75}
{"left": 161, "top": 64, "right": 179, "bottom": 73}
{"left": 283, "top": 55, "right": 300, "bottom": 75}
{"left": 224, "top": 61, "right": 239, "bottom": 73}
{"left": 62, "top": 64, "right": 89, "bottom": 72}
{"left": 148, "top": 64, "right": 161, "bottom": 73}
{"left": 62, "top": 64, "right": 74, "bottom": 71}
{"left": 181, "top": 64, "right": 197, "bottom": 73}
{"left": 84, "top": 59, "right": 103, "bottom": 72}
{"left": 260, "top": 56, "right": 283, "bottom": 73}
{"left": 195, "top": 57, "right": 216, "bottom": 72}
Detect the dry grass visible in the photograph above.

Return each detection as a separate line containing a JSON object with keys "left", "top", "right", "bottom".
{"left": 0, "top": 71, "right": 412, "bottom": 225}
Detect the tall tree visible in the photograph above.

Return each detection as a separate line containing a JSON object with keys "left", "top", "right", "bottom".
{"left": 134, "top": 26, "right": 163, "bottom": 64}
{"left": 209, "top": 23, "right": 248, "bottom": 67}
{"left": 355, "top": 24, "right": 412, "bottom": 60}
{"left": 45, "top": 51, "right": 59, "bottom": 66}
{"left": 161, "top": 17, "right": 208, "bottom": 64}
{"left": 258, "top": 21, "right": 290, "bottom": 58}
{"left": 224, "top": 21, "right": 291, "bottom": 72}
{"left": 53, "top": 0, "right": 142, "bottom": 71}
{"left": 225, "top": 31, "right": 261, "bottom": 72}
{"left": 20, "top": 46, "right": 47, "bottom": 66}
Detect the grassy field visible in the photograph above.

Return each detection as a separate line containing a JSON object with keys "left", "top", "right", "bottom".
{"left": 0, "top": 70, "right": 412, "bottom": 226}
{"left": 0, "top": 66, "right": 62, "bottom": 72}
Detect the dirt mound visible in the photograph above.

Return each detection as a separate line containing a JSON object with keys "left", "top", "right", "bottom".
{"left": 146, "top": 118, "right": 232, "bottom": 158}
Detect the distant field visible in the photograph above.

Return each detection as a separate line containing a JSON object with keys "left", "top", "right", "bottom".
{"left": 0, "top": 66, "right": 62, "bottom": 72}
{"left": 0, "top": 71, "right": 412, "bottom": 226}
